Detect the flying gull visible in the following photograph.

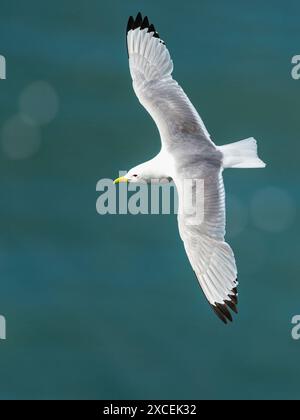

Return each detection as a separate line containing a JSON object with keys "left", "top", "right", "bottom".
{"left": 114, "top": 13, "right": 266, "bottom": 323}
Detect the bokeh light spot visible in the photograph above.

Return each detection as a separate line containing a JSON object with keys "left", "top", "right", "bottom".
{"left": 19, "top": 81, "right": 59, "bottom": 126}
{"left": 1, "top": 115, "right": 41, "bottom": 160}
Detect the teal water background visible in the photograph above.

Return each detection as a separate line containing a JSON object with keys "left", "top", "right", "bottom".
{"left": 0, "top": 0, "right": 299, "bottom": 400}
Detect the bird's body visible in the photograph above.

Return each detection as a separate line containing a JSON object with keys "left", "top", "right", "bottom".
{"left": 115, "top": 13, "right": 266, "bottom": 323}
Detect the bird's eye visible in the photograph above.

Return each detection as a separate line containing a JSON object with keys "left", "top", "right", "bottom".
{"left": 133, "top": 174, "right": 138, "bottom": 177}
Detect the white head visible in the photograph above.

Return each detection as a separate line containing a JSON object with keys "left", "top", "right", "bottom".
{"left": 114, "top": 153, "right": 173, "bottom": 185}
{"left": 114, "top": 160, "right": 162, "bottom": 184}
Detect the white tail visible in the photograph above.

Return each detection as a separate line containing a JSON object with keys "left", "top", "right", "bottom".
{"left": 218, "top": 137, "right": 266, "bottom": 169}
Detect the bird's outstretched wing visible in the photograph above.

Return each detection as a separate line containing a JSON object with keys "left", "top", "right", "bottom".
{"left": 126, "top": 13, "right": 217, "bottom": 155}
{"left": 177, "top": 171, "right": 238, "bottom": 324}
{"left": 126, "top": 14, "right": 238, "bottom": 323}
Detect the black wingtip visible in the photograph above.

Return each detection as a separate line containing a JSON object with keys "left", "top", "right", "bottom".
{"left": 126, "top": 13, "right": 165, "bottom": 56}
{"left": 134, "top": 12, "right": 143, "bottom": 28}
{"left": 148, "top": 23, "right": 160, "bottom": 39}
{"left": 127, "top": 16, "right": 134, "bottom": 34}
{"left": 230, "top": 290, "right": 238, "bottom": 305}
{"left": 141, "top": 16, "right": 149, "bottom": 29}
{"left": 211, "top": 282, "right": 239, "bottom": 324}
{"left": 148, "top": 23, "right": 155, "bottom": 33}
{"left": 127, "top": 13, "right": 162, "bottom": 39}
{"left": 216, "top": 303, "right": 233, "bottom": 323}
{"left": 212, "top": 305, "right": 228, "bottom": 324}
{"left": 225, "top": 300, "right": 238, "bottom": 314}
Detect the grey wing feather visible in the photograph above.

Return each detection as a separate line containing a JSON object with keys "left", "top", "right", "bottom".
{"left": 177, "top": 172, "right": 238, "bottom": 323}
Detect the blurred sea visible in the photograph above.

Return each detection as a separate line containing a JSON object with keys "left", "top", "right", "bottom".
{"left": 0, "top": 0, "right": 299, "bottom": 400}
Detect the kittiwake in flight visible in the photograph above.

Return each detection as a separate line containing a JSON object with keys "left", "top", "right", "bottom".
{"left": 114, "top": 13, "right": 266, "bottom": 324}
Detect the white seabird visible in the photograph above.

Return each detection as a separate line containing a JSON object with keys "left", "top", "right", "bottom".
{"left": 114, "top": 13, "right": 266, "bottom": 323}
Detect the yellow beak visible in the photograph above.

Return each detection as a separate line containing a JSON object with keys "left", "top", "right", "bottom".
{"left": 113, "top": 176, "right": 128, "bottom": 184}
